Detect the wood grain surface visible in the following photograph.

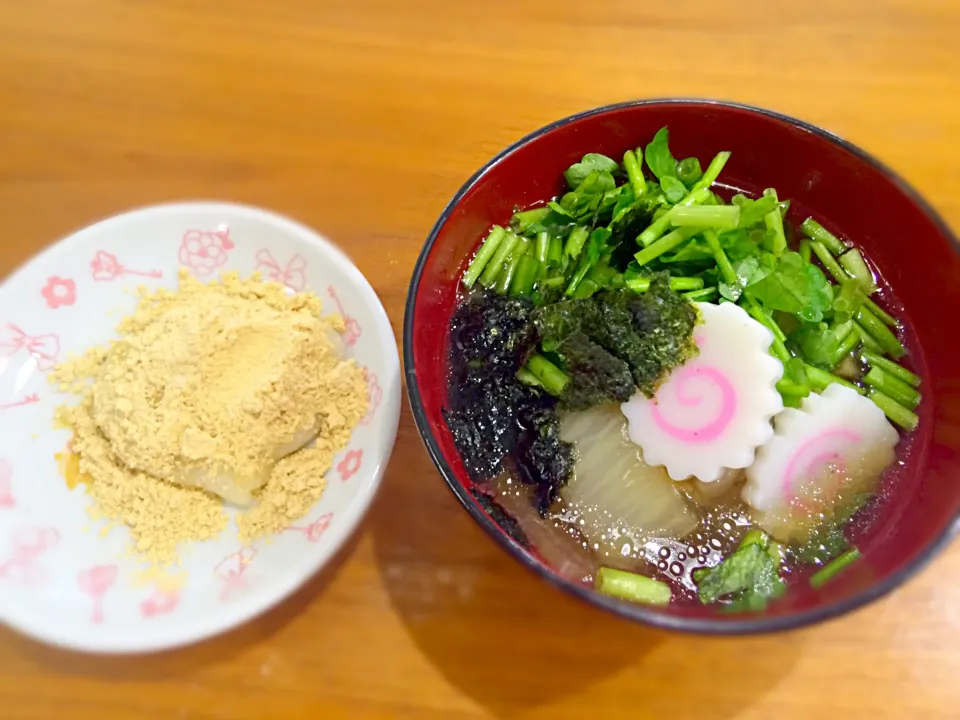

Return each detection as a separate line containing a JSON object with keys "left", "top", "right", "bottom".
{"left": 1, "top": 1, "right": 959, "bottom": 718}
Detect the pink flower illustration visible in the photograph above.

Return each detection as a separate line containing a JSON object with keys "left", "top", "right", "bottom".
{"left": 327, "top": 286, "right": 361, "bottom": 347}
{"left": 40, "top": 276, "right": 76, "bottom": 309}
{"left": 0, "top": 526, "right": 61, "bottom": 585}
{"left": 285, "top": 513, "right": 333, "bottom": 542}
{"left": 140, "top": 586, "right": 180, "bottom": 618}
{"left": 0, "top": 460, "right": 13, "bottom": 508}
{"left": 179, "top": 228, "right": 234, "bottom": 276}
{"left": 91, "top": 250, "right": 163, "bottom": 282}
{"left": 215, "top": 546, "right": 256, "bottom": 601}
{"left": 360, "top": 369, "right": 382, "bottom": 426}
{"left": 78, "top": 564, "right": 118, "bottom": 624}
{"left": 0, "top": 394, "right": 40, "bottom": 412}
{"left": 337, "top": 449, "right": 363, "bottom": 481}
{"left": 0, "top": 324, "right": 60, "bottom": 371}
{"left": 255, "top": 249, "right": 307, "bottom": 291}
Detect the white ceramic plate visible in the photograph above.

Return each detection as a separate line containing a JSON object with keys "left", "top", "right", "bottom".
{"left": 0, "top": 202, "right": 400, "bottom": 653}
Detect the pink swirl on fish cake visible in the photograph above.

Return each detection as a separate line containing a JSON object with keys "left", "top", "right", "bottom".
{"left": 781, "top": 429, "right": 861, "bottom": 509}
{"left": 651, "top": 365, "right": 737, "bottom": 443}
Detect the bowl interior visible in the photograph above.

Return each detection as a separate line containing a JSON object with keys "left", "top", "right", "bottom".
{"left": 407, "top": 100, "right": 960, "bottom": 631}
{"left": 0, "top": 202, "right": 400, "bottom": 652}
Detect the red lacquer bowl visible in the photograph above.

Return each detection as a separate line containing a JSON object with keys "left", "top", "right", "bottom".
{"left": 403, "top": 99, "right": 960, "bottom": 633}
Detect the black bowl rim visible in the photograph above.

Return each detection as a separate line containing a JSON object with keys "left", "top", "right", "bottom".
{"left": 402, "top": 97, "right": 960, "bottom": 635}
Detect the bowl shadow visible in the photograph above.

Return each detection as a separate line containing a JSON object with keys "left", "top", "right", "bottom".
{"left": 372, "top": 404, "right": 803, "bottom": 719}
{"left": 0, "top": 529, "right": 363, "bottom": 679}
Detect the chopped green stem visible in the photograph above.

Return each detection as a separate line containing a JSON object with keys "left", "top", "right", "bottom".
{"left": 676, "top": 157, "right": 703, "bottom": 187}
{"left": 763, "top": 189, "right": 787, "bottom": 257}
{"left": 572, "top": 278, "right": 599, "bottom": 299}
{"left": 683, "top": 286, "right": 719, "bottom": 302}
{"left": 565, "top": 253, "right": 594, "bottom": 297}
{"left": 670, "top": 205, "right": 741, "bottom": 230}
{"left": 737, "top": 195, "right": 779, "bottom": 229}
{"left": 595, "top": 567, "right": 672, "bottom": 605}
{"left": 861, "top": 352, "right": 921, "bottom": 388}
{"left": 495, "top": 239, "right": 527, "bottom": 294}
{"left": 799, "top": 239, "right": 812, "bottom": 264}
{"left": 515, "top": 367, "right": 543, "bottom": 388}
{"left": 511, "top": 208, "right": 549, "bottom": 235}
{"left": 637, "top": 187, "right": 712, "bottom": 246}
{"left": 802, "top": 218, "right": 848, "bottom": 255}
{"left": 463, "top": 226, "right": 506, "bottom": 288}
{"left": 805, "top": 363, "right": 864, "bottom": 394}
{"left": 478, "top": 230, "right": 519, "bottom": 288}
{"left": 810, "top": 240, "right": 848, "bottom": 284}
{"left": 862, "top": 296, "right": 898, "bottom": 327}
{"left": 856, "top": 306, "right": 905, "bottom": 358}
{"left": 868, "top": 389, "right": 919, "bottom": 431}
{"left": 510, "top": 256, "right": 540, "bottom": 299}
{"left": 547, "top": 235, "right": 563, "bottom": 268}
{"left": 704, "top": 230, "right": 738, "bottom": 286}
{"left": 853, "top": 321, "right": 884, "bottom": 353}
{"left": 525, "top": 353, "right": 570, "bottom": 397}
{"left": 863, "top": 366, "right": 921, "bottom": 409}
{"left": 691, "top": 151, "right": 732, "bottom": 193}
{"left": 745, "top": 300, "right": 791, "bottom": 363}
{"left": 810, "top": 548, "right": 861, "bottom": 589}
{"left": 776, "top": 378, "right": 811, "bottom": 397}
{"left": 839, "top": 248, "right": 877, "bottom": 294}
{"left": 634, "top": 227, "right": 700, "bottom": 266}
{"left": 831, "top": 330, "right": 862, "bottom": 368}
{"left": 541, "top": 275, "right": 565, "bottom": 289}
{"left": 535, "top": 231, "right": 550, "bottom": 266}
{"left": 623, "top": 149, "right": 646, "bottom": 198}
{"left": 626, "top": 276, "right": 704, "bottom": 293}
{"left": 564, "top": 226, "right": 590, "bottom": 260}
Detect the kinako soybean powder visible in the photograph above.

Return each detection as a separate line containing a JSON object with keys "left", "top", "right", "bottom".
{"left": 50, "top": 270, "right": 368, "bottom": 565}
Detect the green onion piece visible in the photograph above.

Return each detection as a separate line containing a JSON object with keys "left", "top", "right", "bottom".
{"left": 744, "top": 300, "right": 790, "bottom": 364}
{"left": 805, "top": 363, "right": 864, "bottom": 394}
{"left": 510, "top": 208, "right": 550, "bottom": 235}
{"left": 856, "top": 306, "right": 905, "bottom": 358}
{"left": 802, "top": 218, "right": 848, "bottom": 255}
{"left": 704, "top": 230, "right": 738, "bottom": 286}
{"left": 634, "top": 227, "right": 700, "bottom": 266}
{"left": 670, "top": 204, "right": 741, "bottom": 230}
{"left": 625, "top": 276, "right": 704, "bottom": 293}
{"left": 763, "top": 189, "right": 787, "bottom": 257}
{"left": 595, "top": 567, "right": 672, "bottom": 606}
{"left": 564, "top": 226, "right": 590, "bottom": 261}
{"left": 478, "top": 230, "right": 519, "bottom": 288}
{"left": 525, "top": 353, "right": 570, "bottom": 397}
{"left": 863, "top": 366, "right": 921, "bottom": 409}
{"left": 572, "top": 278, "right": 599, "bottom": 299}
{"left": 853, "top": 320, "right": 884, "bottom": 353}
{"left": 676, "top": 157, "right": 703, "bottom": 187}
{"left": 547, "top": 235, "right": 563, "bottom": 269}
{"left": 799, "top": 239, "right": 812, "bottom": 264}
{"left": 861, "top": 296, "right": 898, "bottom": 327}
{"left": 868, "top": 389, "right": 919, "bottom": 431}
{"left": 683, "top": 286, "right": 719, "bottom": 302}
{"left": 831, "top": 330, "right": 862, "bottom": 368}
{"left": 463, "top": 226, "right": 506, "bottom": 288}
{"left": 690, "top": 151, "right": 732, "bottom": 193}
{"left": 839, "top": 248, "right": 877, "bottom": 294}
{"left": 810, "top": 548, "right": 862, "bottom": 589}
{"left": 810, "top": 240, "right": 848, "bottom": 284}
{"left": 861, "top": 351, "right": 921, "bottom": 388}
{"left": 776, "top": 378, "right": 811, "bottom": 398}
{"left": 495, "top": 238, "right": 528, "bottom": 294}
{"left": 623, "top": 150, "right": 646, "bottom": 198}
{"left": 637, "top": 187, "right": 712, "bottom": 246}
{"left": 510, "top": 256, "right": 540, "bottom": 299}
{"left": 515, "top": 367, "right": 543, "bottom": 388}
{"left": 535, "top": 230, "right": 550, "bottom": 266}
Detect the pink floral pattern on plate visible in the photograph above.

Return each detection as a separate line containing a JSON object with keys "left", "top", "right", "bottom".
{"left": 327, "top": 286, "right": 361, "bottom": 346}
{"left": 215, "top": 546, "right": 256, "bottom": 601}
{"left": 40, "top": 277, "right": 76, "bottom": 309}
{"left": 0, "top": 324, "right": 60, "bottom": 371}
{"left": 360, "top": 368, "right": 382, "bottom": 425}
{"left": 78, "top": 564, "right": 118, "bottom": 624}
{"left": 284, "top": 513, "right": 333, "bottom": 542}
{"left": 140, "top": 586, "right": 181, "bottom": 618}
{"left": 0, "top": 460, "right": 14, "bottom": 508}
{"left": 337, "top": 449, "right": 363, "bottom": 481}
{"left": 0, "top": 527, "right": 61, "bottom": 585}
{"left": 91, "top": 250, "right": 163, "bottom": 282}
{"left": 254, "top": 249, "right": 307, "bottom": 291}
{"left": 0, "top": 394, "right": 40, "bottom": 412}
{"left": 179, "top": 228, "right": 234, "bottom": 276}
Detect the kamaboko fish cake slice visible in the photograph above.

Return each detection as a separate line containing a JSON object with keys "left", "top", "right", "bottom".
{"left": 621, "top": 302, "right": 784, "bottom": 483}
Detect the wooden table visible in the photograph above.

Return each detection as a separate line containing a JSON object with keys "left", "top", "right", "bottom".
{"left": 1, "top": 1, "right": 959, "bottom": 717}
